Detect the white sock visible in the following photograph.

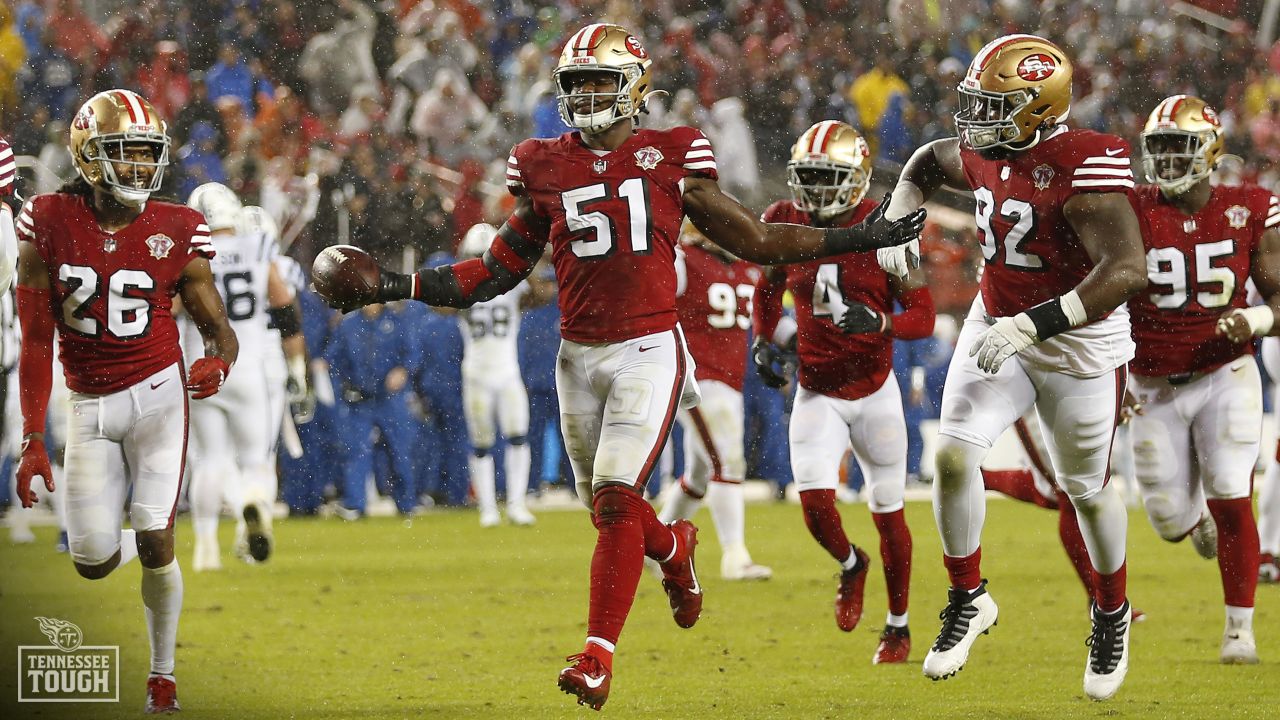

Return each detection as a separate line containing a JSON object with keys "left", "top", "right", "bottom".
{"left": 469, "top": 454, "right": 497, "bottom": 513}
{"left": 841, "top": 547, "right": 860, "bottom": 571}
{"left": 504, "top": 443, "right": 531, "bottom": 509}
{"left": 706, "top": 481, "right": 745, "bottom": 549}
{"left": 141, "top": 559, "right": 183, "bottom": 676}
{"left": 1259, "top": 449, "right": 1280, "bottom": 555}
{"left": 1226, "top": 605, "right": 1254, "bottom": 628}
{"left": 191, "top": 467, "right": 226, "bottom": 543}
{"left": 118, "top": 529, "right": 139, "bottom": 567}
{"left": 659, "top": 481, "right": 702, "bottom": 525}
{"left": 886, "top": 611, "right": 908, "bottom": 627}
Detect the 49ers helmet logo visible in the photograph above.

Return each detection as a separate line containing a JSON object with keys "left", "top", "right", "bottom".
{"left": 1016, "top": 53, "right": 1057, "bottom": 82}
{"left": 624, "top": 36, "right": 648, "bottom": 59}
{"left": 1203, "top": 105, "right": 1221, "bottom": 127}
{"left": 72, "top": 105, "right": 95, "bottom": 132}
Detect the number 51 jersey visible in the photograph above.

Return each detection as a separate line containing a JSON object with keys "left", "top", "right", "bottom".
{"left": 506, "top": 126, "right": 718, "bottom": 344}
{"left": 959, "top": 125, "right": 1136, "bottom": 376}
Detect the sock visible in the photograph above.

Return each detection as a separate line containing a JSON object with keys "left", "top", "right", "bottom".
{"left": 1093, "top": 562, "right": 1127, "bottom": 614}
{"left": 469, "top": 454, "right": 497, "bottom": 513}
{"left": 141, "top": 559, "right": 183, "bottom": 676}
{"left": 1225, "top": 605, "right": 1254, "bottom": 629}
{"left": 190, "top": 468, "right": 224, "bottom": 544}
{"left": 1055, "top": 493, "right": 1095, "bottom": 599}
{"left": 980, "top": 468, "right": 1058, "bottom": 509}
{"left": 1207, "top": 498, "right": 1259, "bottom": 609}
{"left": 1258, "top": 439, "right": 1280, "bottom": 556}
{"left": 942, "top": 548, "right": 982, "bottom": 592}
{"left": 800, "top": 489, "right": 854, "bottom": 563}
{"left": 872, "top": 509, "right": 912, "bottom": 616}
{"left": 658, "top": 480, "right": 703, "bottom": 525}
{"left": 504, "top": 443, "right": 531, "bottom": 509}
{"left": 118, "top": 529, "right": 139, "bottom": 567}
{"left": 886, "top": 612, "right": 908, "bottom": 628}
{"left": 583, "top": 636, "right": 615, "bottom": 673}
{"left": 637, "top": 498, "right": 678, "bottom": 562}
{"left": 705, "top": 479, "right": 746, "bottom": 550}
{"left": 586, "top": 487, "right": 647, "bottom": 650}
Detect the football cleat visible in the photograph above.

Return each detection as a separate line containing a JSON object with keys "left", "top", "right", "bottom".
{"left": 192, "top": 538, "right": 221, "bottom": 572}
{"left": 660, "top": 519, "right": 703, "bottom": 628}
{"left": 479, "top": 507, "right": 501, "bottom": 528}
{"left": 239, "top": 501, "right": 273, "bottom": 563}
{"left": 1189, "top": 514, "right": 1218, "bottom": 560}
{"left": 873, "top": 625, "right": 911, "bottom": 664}
{"left": 721, "top": 543, "right": 772, "bottom": 581}
{"left": 922, "top": 580, "right": 999, "bottom": 680}
{"left": 507, "top": 504, "right": 536, "bottom": 526}
{"left": 145, "top": 675, "right": 180, "bottom": 714}
{"left": 1084, "top": 601, "right": 1131, "bottom": 701}
{"left": 1220, "top": 616, "right": 1260, "bottom": 665}
{"left": 835, "top": 547, "right": 871, "bottom": 632}
{"left": 558, "top": 653, "right": 611, "bottom": 710}
{"left": 1259, "top": 554, "right": 1280, "bottom": 583}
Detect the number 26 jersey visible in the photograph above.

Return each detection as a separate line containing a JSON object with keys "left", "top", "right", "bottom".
{"left": 506, "top": 126, "right": 718, "bottom": 344}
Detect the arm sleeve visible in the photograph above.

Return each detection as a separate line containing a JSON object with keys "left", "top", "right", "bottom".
{"left": 412, "top": 211, "right": 545, "bottom": 307}
{"left": 890, "top": 286, "right": 935, "bottom": 340}
{"left": 17, "top": 286, "right": 55, "bottom": 437}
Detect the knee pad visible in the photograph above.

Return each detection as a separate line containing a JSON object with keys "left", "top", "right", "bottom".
{"left": 866, "top": 475, "right": 905, "bottom": 513}
{"left": 1141, "top": 494, "right": 1192, "bottom": 542}
{"left": 70, "top": 530, "right": 121, "bottom": 569}
{"left": 935, "top": 438, "right": 981, "bottom": 488}
{"left": 507, "top": 435, "right": 528, "bottom": 447}
{"left": 472, "top": 446, "right": 491, "bottom": 459}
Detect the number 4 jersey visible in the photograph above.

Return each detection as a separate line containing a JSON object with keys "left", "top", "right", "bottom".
{"left": 1128, "top": 183, "right": 1279, "bottom": 376}
{"left": 960, "top": 125, "right": 1136, "bottom": 376}
{"left": 506, "top": 126, "right": 717, "bottom": 344}
{"left": 16, "top": 192, "right": 213, "bottom": 394}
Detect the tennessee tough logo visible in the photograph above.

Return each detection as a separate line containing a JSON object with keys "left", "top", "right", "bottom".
{"left": 1016, "top": 53, "right": 1057, "bottom": 81}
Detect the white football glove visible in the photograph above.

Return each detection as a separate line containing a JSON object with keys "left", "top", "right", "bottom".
{"left": 876, "top": 238, "right": 920, "bottom": 280}
{"left": 969, "top": 313, "right": 1039, "bottom": 374}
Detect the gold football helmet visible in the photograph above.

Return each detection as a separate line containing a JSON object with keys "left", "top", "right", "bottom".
{"left": 787, "top": 121, "right": 871, "bottom": 221}
{"left": 1141, "top": 95, "right": 1224, "bottom": 197}
{"left": 553, "top": 23, "right": 655, "bottom": 133}
{"left": 955, "top": 34, "right": 1072, "bottom": 151}
{"left": 69, "top": 89, "right": 170, "bottom": 206}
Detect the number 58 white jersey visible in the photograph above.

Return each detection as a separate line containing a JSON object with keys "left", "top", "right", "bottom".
{"left": 459, "top": 282, "right": 528, "bottom": 379}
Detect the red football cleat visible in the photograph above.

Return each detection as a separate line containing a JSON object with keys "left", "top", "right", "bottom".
{"left": 873, "top": 625, "right": 911, "bottom": 664}
{"left": 145, "top": 675, "right": 180, "bottom": 714}
{"left": 835, "top": 546, "right": 871, "bottom": 632}
{"left": 558, "top": 653, "right": 611, "bottom": 710}
{"left": 660, "top": 519, "right": 703, "bottom": 629}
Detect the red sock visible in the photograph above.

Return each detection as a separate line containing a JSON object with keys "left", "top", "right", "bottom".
{"left": 1056, "top": 492, "right": 1095, "bottom": 599}
{"left": 636, "top": 496, "right": 677, "bottom": 562}
{"left": 1093, "top": 562, "right": 1127, "bottom": 614}
{"left": 585, "top": 487, "right": 647, "bottom": 651}
{"left": 1207, "top": 497, "right": 1260, "bottom": 608}
{"left": 800, "top": 489, "right": 853, "bottom": 563}
{"left": 942, "top": 548, "right": 982, "bottom": 591}
{"left": 583, "top": 641, "right": 614, "bottom": 673}
{"left": 872, "top": 509, "right": 912, "bottom": 616}
{"left": 980, "top": 468, "right": 1058, "bottom": 509}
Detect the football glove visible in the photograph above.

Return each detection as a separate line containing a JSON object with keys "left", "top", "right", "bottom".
{"left": 875, "top": 238, "right": 920, "bottom": 280}
{"left": 16, "top": 437, "right": 55, "bottom": 508}
{"left": 186, "top": 357, "right": 231, "bottom": 399}
{"left": 752, "top": 338, "right": 795, "bottom": 390}
{"left": 969, "top": 314, "right": 1038, "bottom": 374}
{"left": 838, "top": 300, "right": 888, "bottom": 335}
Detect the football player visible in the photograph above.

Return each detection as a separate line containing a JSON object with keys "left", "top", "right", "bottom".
{"left": 656, "top": 220, "right": 772, "bottom": 581}
{"left": 183, "top": 183, "right": 306, "bottom": 570}
{"left": 878, "top": 35, "right": 1148, "bottom": 699}
{"left": 0, "top": 135, "right": 16, "bottom": 293}
{"left": 1126, "top": 95, "right": 1279, "bottom": 664}
{"left": 1259, "top": 336, "right": 1280, "bottom": 583}
{"left": 455, "top": 222, "right": 554, "bottom": 527}
{"left": 15, "top": 90, "right": 239, "bottom": 713}
{"left": 311, "top": 24, "right": 923, "bottom": 710}
{"left": 753, "top": 121, "right": 935, "bottom": 664}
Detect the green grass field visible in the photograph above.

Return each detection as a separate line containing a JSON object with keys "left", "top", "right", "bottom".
{"left": 1, "top": 498, "right": 1277, "bottom": 719}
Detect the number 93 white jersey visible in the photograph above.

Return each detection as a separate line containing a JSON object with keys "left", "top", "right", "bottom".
{"left": 459, "top": 281, "right": 528, "bottom": 379}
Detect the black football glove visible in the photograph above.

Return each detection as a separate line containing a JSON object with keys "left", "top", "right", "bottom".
{"left": 824, "top": 193, "right": 927, "bottom": 255}
{"left": 838, "top": 300, "right": 888, "bottom": 335}
{"left": 752, "top": 338, "right": 795, "bottom": 390}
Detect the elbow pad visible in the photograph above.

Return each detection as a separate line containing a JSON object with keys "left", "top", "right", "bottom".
{"left": 267, "top": 304, "right": 302, "bottom": 338}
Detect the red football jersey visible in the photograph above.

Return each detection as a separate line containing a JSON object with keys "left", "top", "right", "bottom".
{"left": 759, "top": 198, "right": 894, "bottom": 401}
{"left": 959, "top": 126, "right": 1135, "bottom": 318}
{"left": 676, "top": 243, "right": 761, "bottom": 392}
{"left": 506, "top": 126, "right": 717, "bottom": 343}
{"left": 15, "top": 193, "right": 214, "bottom": 394}
{"left": 1128, "top": 183, "right": 1279, "bottom": 376}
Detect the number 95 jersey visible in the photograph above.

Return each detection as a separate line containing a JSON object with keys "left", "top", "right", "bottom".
{"left": 506, "top": 126, "right": 717, "bottom": 344}
{"left": 960, "top": 126, "right": 1136, "bottom": 376}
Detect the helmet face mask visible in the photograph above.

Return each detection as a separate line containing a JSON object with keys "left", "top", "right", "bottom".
{"left": 1141, "top": 95, "right": 1223, "bottom": 198}
{"left": 955, "top": 86, "right": 1037, "bottom": 150}
{"left": 787, "top": 121, "right": 871, "bottom": 221}
{"left": 70, "top": 90, "right": 171, "bottom": 207}
{"left": 954, "top": 34, "right": 1072, "bottom": 152}
{"left": 554, "top": 24, "right": 653, "bottom": 135}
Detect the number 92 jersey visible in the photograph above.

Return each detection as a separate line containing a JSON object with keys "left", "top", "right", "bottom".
{"left": 960, "top": 126, "right": 1136, "bottom": 375}
{"left": 506, "top": 126, "right": 717, "bottom": 344}
{"left": 1128, "top": 183, "right": 1279, "bottom": 376}
{"left": 16, "top": 193, "right": 213, "bottom": 394}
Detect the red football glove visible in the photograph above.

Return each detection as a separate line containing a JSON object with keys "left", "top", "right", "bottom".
{"left": 16, "top": 437, "right": 55, "bottom": 509}
{"left": 186, "top": 357, "right": 231, "bottom": 399}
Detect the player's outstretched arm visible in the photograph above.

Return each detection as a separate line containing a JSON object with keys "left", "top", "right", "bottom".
{"left": 180, "top": 256, "right": 240, "bottom": 398}
{"left": 1219, "top": 226, "right": 1280, "bottom": 342}
{"left": 682, "top": 177, "right": 925, "bottom": 265}
{"left": 14, "top": 240, "right": 56, "bottom": 506}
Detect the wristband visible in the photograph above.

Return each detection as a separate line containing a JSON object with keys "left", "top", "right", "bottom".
{"left": 1024, "top": 290, "right": 1087, "bottom": 341}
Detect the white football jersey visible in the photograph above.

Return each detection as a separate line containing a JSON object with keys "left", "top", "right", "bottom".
{"left": 459, "top": 282, "right": 527, "bottom": 377}
{"left": 188, "top": 229, "right": 277, "bottom": 360}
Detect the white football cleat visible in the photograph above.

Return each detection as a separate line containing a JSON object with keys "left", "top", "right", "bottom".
{"left": 721, "top": 544, "right": 771, "bottom": 580}
{"left": 507, "top": 504, "right": 536, "bottom": 526}
{"left": 1190, "top": 514, "right": 1218, "bottom": 560}
{"left": 923, "top": 580, "right": 998, "bottom": 680}
{"left": 193, "top": 537, "right": 222, "bottom": 572}
{"left": 1084, "top": 601, "right": 1131, "bottom": 701}
{"left": 479, "top": 507, "right": 501, "bottom": 528}
{"left": 1259, "top": 556, "right": 1280, "bottom": 583}
{"left": 1221, "top": 616, "right": 1259, "bottom": 664}
{"left": 9, "top": 524, "right": 36, "bottom": 544}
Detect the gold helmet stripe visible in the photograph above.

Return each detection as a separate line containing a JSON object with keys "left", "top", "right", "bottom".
{"left": 808, "top": 120, "right": 839, "bottom": 155}
{"left": 114, "top": 89, "right": 152, "bottom": 127}
{"left": 970, "top": 33, "right": 1047, "bottom": 73}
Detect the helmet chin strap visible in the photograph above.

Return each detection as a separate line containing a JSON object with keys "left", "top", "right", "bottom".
{"left": 111, "top": 186, "right": 150, "bottom": 207}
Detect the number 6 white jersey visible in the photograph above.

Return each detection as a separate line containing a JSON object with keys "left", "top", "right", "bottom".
{"left": 460, "top": 282, "right": 528, "bottom": 379}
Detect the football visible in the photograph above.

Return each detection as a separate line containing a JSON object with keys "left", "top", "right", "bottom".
{"left": 312, "top": 244, "right": 380, "bottom": 308}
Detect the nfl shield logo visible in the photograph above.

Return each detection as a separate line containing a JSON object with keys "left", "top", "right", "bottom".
{"left": 1183, "top": 219, "right": 1198, "bottom": 233}
{"left": 103, "top": 236, "right": 117, "bottom": 253}
{"left": 634, "top": 146, "right": 663, "bottom": 170}
{"left": 1225, "top": 205, "right": 1250, "bottom": 229}
{"left": 146, "top": 233, "right": 174, "bottom": 259}
{"left": 1032, "top": 164, "right": 1054, "bottom": 190}
{"left": 593, "top": 159, "right": 607, "bottom": 174}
